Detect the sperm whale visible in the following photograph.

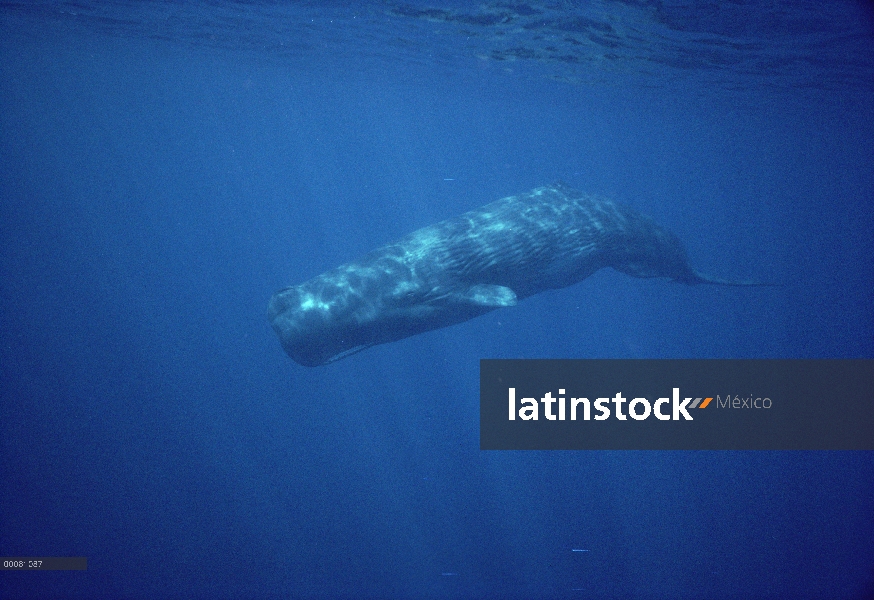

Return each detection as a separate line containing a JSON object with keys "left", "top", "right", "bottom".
{"left": 269, "top": 183, "right": 766, "bottom": 366}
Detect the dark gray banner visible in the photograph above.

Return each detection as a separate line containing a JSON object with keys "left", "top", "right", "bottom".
{"left": 480, "top": 360, "right": 874, "bottom": 450}
{"left": 1, "top": 557, "right": 87, "bottom": 570}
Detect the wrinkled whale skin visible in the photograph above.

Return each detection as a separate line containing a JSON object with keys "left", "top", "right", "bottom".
{"left": 269, "top": 184, "right": 753, "bottom": 366}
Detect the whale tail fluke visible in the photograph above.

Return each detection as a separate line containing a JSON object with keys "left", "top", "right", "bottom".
{"left": 680, "top": 270, "right": 780, "bottom": 287}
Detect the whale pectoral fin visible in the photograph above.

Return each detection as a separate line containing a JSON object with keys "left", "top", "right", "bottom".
{"left": 457, "top": 284, "right": 518, "bottom": 307}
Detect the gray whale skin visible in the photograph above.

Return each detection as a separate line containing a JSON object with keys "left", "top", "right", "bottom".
{"left": 269, "top": 184, "right": 763, "bottom": 366}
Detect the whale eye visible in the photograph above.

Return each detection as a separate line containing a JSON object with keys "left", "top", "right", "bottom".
{"left": 390, "top": 282, "right": 421, "bottom": 304}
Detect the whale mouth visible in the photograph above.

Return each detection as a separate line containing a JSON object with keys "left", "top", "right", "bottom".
{"left": 323, "top": 343, "right": 373, "bottom": 365}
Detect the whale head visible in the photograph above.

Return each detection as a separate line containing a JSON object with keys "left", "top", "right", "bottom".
{"left": 268, "top": 262, "right": 518, "bottom": 366}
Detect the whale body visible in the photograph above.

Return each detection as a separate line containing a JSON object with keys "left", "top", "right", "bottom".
{"left": 269, "top": 184, "right": 763, "bottom": 366}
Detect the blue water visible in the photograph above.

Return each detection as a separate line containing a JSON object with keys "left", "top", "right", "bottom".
{"left": 2, "top": 2, "right": 873, "bottom": 598}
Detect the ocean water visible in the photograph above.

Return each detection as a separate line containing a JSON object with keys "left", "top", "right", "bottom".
{"left": 1, "top": 2, "right": 873, "bottom": 599}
